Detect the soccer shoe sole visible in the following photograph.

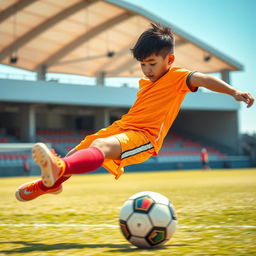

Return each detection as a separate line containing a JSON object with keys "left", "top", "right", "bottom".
{"left": 15, "top": 185, "right": 63, "bottom": 202}
{"left": 32, "top": 143, "right": 60, "bottom": 187}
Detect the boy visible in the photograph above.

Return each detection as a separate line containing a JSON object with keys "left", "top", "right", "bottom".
{"left": 15, "top": 23, "right": 254, "bottom": 201}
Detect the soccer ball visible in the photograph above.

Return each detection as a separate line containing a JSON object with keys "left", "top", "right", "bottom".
{"left": 119, "top": 191, "right": 177, "bottom": 248}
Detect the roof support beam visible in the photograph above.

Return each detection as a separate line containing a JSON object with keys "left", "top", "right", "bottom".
{"left": 0, "top": 0, "right": 37, "bottom": 23}
{"left": 0, "top": 0, "right": 97, "bottom": 62}
{"left": 220, "top": 69, "right": 230, "bottom": 84}
{"left": 39, "top": 12, "right": 135, "bottom": 68}
{"left": 96, "top": 71, "right": 106, "bottom": 86}
{"left": 37, "top": 65, "right": 47, "bottom": 81}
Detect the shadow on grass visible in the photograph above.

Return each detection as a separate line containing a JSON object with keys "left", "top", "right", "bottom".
{"left": 0, "top": 241, "right": 188, "bottom": 254}
{"left": 107, "top": 243, "right": 189, "bottom": 253}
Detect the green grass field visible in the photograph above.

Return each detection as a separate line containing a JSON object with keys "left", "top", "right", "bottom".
{"left": 0, "top": 169, "right": 256, "bottom": 256}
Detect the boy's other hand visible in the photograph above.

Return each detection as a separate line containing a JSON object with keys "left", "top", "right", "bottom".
{"left": 233, "top": 91, "right": 254, "bottom": 108}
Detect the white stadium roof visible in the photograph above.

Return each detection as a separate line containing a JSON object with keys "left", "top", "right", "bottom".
{"left": 0, "top": 0, "right": 243, "bottom": 77}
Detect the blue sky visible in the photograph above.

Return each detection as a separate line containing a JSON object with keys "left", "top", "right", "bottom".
{"left": 126, "top": 0, "right": 256, "bottom": 134}
{"left": 1, "top": 0, "right": 255, "bottom": 133}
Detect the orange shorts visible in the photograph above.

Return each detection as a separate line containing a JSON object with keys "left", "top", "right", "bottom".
{"left": 75, "top": 122, "right": 154, "bottom": 179}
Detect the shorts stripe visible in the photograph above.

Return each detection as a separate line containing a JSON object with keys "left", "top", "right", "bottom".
{"left": 121, "top": 142, "right": 153, "bottom": 160}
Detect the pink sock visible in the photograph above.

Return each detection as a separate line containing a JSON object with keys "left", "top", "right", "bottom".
{"left": 63, "top": 147, "right": 104, "bottom": 175}
{"left": 38, "top": 147, "right": 104, "bottom": 191}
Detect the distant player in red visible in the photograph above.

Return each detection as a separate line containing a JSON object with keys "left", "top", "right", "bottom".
{"left": 15, "top": 23, "right": 254, "bottom": 201}
{"left": 200, "top": 148, "right": 210, "bottom": 170}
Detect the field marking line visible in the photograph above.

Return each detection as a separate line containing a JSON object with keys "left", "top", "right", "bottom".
{"left": 0, "top": 223, "right": 118, "bottom": 228}
{"left": 181, "top": 225, "right": 256, "bottom": 229}
{"left": 0, "top": 223, "right": 255, "bottom": 229}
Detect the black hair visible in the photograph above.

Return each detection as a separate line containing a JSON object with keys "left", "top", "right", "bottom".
{"left": 131, "top": 23, "right": 174, "bottom": 61}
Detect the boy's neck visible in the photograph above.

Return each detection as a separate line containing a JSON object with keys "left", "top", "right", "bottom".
{"left": 148, "top": 67, "right": 172, "bottom": 82}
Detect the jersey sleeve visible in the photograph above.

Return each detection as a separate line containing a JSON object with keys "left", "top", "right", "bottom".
{"left": 186, "top": 71, "right": 198, "bottom": 92}
{"left": 174, "top": 68, "right": 198, "bottom": 93}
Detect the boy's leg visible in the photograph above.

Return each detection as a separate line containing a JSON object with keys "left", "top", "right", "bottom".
{"left": 33, "top": 136, "right": 121, "bottom": 187}
{"left": 15, "top": 136, "right": 121, "bottom": 201}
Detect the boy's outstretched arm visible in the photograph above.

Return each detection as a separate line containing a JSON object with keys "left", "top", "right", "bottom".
{"left": 190, "top": 72, "right": 254, "bottom": 108}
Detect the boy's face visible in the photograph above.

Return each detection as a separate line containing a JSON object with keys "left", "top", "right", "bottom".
{"left": 140, "top": 54, "right": 174, "bottom": 82}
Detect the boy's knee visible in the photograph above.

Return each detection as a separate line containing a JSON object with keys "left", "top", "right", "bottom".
{"left": 90, "top": 137, "right": 121, "bottom": 159}
{"left": 90, "top": 138, "right": 107, "bottom": 149}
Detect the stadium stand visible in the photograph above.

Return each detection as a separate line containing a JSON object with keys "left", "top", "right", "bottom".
{"left": 0, "top": 129, "right": 252, "bottom": 176}
{"left": 36, "top": 129, "right": 93, "bottom": 156}
{"left": 0, "top": 152, "right": 28, "bottom": 165}
{"left": 35, "top": 128, "right": 251, "bottom": 168}
{"left": 160, "top": 134, "right": 226, "bottom": 159}
{"left": 36, "top": 129, "right": 218, "bottom": 156}
{"left": 0, "top": 134, "right": 35, "bottom": 176}
{"left": 0, "top": 137, "right": 8, "bottom": 143}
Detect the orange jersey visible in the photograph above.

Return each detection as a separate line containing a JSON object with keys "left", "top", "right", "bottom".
{"left": 115, "top": 67, "right": 197, "bottom": 154}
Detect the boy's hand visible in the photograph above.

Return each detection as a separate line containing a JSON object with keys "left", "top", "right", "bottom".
{"left": 233, "top": 91, "right": 254, "bottom": 108}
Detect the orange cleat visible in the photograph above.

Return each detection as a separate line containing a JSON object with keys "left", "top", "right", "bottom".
{"left": 15, "top": 180, "right": 62, "bottom": 202}
{"left": 32, "top": 143, "right": 66, "bottom": 187}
